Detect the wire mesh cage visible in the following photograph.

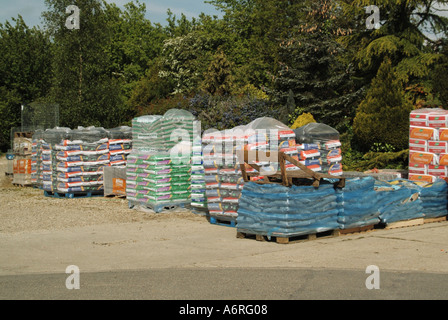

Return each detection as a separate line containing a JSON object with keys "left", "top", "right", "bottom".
{"left": 10, "top": 102, "right": 60, "bottom": 150}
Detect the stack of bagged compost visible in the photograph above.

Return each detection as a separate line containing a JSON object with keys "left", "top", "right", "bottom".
{"left": 294, "top": 123, "right": 343, "bottom": 176}
{"left": 127, "top": 109, "right": 195, "bottom": 212}
{"left": 52, "top": 127, "right": 109, "bottom": 194}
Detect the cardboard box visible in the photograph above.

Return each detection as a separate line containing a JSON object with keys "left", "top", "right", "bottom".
{"left": 103, "top": 166, "right": 127, "bottom": 196}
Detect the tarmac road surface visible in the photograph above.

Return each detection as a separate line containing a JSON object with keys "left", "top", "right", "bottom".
{"left": 1, "top": 268, "right": 447, "bottom": 300}
{"left": 0, "top": 215, "right": 447, "bottom": 301}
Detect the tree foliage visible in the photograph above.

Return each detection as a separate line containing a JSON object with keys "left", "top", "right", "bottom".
{"left": 1, "top": 0, "right": 448, "bottom": 168}
{"left": 0, "top": 16, "right": 52, "bottom": 150}
{"left": 353, "top": 58, "right": 413, "bottom": 152}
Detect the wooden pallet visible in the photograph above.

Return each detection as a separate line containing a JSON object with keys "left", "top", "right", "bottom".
{"left": 44, "top": 190, "right": 104, "bottom": 199}
{"left": 128, "top": 200, "right": 187, "bottom": 213}
{"left": 384, "top": 218, "right": 425, "bottom": 230}
{"left": 209, "top": 216, "right": 237, "bottom": 228}
{"left": 335, "top": 224, "right": 376, "bottom": 235}
{"left": 237, "top": 223, "right": 377, "bottom": 244}
{"left": 236, "top": 228, "right": 338, "bottom": 244}
{"left": 424, "top": 215, "right": 447, "bottom": 224}
{"left": 12, "top": 183, "right": 32, "bottom": 188}
{"left": 238, "top": 150, "right": 346, "bottom": 188}
{"left": 104, "top": 193, "right": 127, "bottom": 199}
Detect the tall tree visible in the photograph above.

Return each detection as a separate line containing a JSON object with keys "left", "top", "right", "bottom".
{"left": 208, "top": 0, "right": 306, "bottom": 89}
{"left": 338, "top": 0, "right": 448, "bottom": 104}
{"left": 43, "top": 0, "right": 127, "bottom": 129}
{"left": 353, "top": 58, "right": 413, "bottom": 151}
{"left": 271, "top": 0, "right": 362, "bottom": 130}
{"left": 0, "top": 16, "right": 52, "bottom": 151}
{"left": 201, "top": 48, "right": 234, "bottom": 96}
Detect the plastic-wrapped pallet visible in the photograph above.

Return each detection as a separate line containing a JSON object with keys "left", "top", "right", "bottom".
{"left": 336, "top": 177, "right": 381, "bottom": 229}
{"left": 203, "top": 128, "right": 245, "bottom": 222}
{"left": 418, "top": 179, "right": 448, "bottom": 218}
{"left": 52, "top": 127, "right": 109, "bottom": 194}
{"left": 128, "top": 109, "right": 197, "bottom": 212}
{"left": 190, "top": 136, "right": 208, "bottom": 215}
{"left": 294, "top": 123, "right": 343, "bottom": 176}
{"left": 107, "top": 126, "right": 132, "bottom": 167}
{"left": 31, "top": 130, "right": 44, "bottom": 188}
{"left": 242, "top": 117, "right": 299, "bottom": 176}
{"left": 12, "top": 155, "right": 32, "bottom": 186}
{"left": 409, "top": 108, "right": 448, "bottom": 183}
{"left": 132, "top": 109, "right": 195, "bottom": 152}
{"left": 237, "top": 181, "right": 340, "bottom": 237}
{"left": 41, "top": 127, "right": 72, "bottom": 192}
{"left": 375, "top": 179, "right": 424, "bottom": 224}
{"left": 126, "top": 149, "right": 191, "bottom": 212}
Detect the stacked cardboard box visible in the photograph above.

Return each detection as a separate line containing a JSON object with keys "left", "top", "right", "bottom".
{"left": 12, "top": 132, "right": 34, "bottom": 186}
{"left": 409, "top": 108, "right": 448, "bottom": 183}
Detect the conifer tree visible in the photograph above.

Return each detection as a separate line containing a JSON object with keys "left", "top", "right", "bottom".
{"left": 353, "top": 58, "right": 413, "bottom": 151}
{"left": 201, "top": 48, "right": 234, "bottom": 96}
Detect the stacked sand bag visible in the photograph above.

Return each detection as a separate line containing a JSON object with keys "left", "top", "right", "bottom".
{"left": 31, "top": 130, "right": 44, "bottom": 188}
{"left": 336, "top": 177, "right": 381, "bottom": 229}
{"left": 52, "top": 127, "right": 109, "bottom": 194}
{"left": 202, "top": 117, "right": 297, "bottom": 222}
{"left": 375, "top": 179, "right": 424, "bottom": 224}
{"left": 409, "top": 108, "right": 448, "bottom": 183}
{"left": 418, "top": 179, "right": 448, "bottom": 219}
{"left": 237, "top": 181, "right": 340, "bottom": 237}
{"left": 294, "top": 123, "right": 343, "bottom": 176}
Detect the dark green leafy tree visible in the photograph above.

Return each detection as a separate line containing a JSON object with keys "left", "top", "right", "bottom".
{"left": 431, "top": 38, "right": 448, "bottom": 107}
{"left": 353, "top": 58, "right": 413, "bottom": 152}
{"left": 104, "top": 1, "right": 169, "bottom": 97}
{"left": 201, "top": 48, "right": 234, "bottom": 96}
{"left": 338, "top": 0, "right": 448, "bottom": 104}
{"left": 0, "top": 16, "right": 52, "bottom": 151}
{"left": 43, "top": 0, "right": 128, "bottom": 129}
{"left": 271, "top": 0, "right": 363, "bottom": 130}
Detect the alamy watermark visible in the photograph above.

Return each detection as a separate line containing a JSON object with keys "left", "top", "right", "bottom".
{"left": 366, "top": 5, "right": 381, "bottom": 30}
{"left": 365, "top": 265, "right": 380, "bottom": 289}
{"left": 65, "top": 265, "right": 80, "bottom": 289}
{"left": 66, "top": 5, "right": 80, "bottom": 30}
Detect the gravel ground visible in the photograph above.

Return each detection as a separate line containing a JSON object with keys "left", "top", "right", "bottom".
{"left": 0, "top": 155, "right": 203, "bottom": 234}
